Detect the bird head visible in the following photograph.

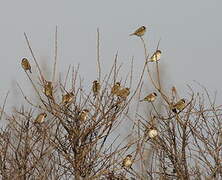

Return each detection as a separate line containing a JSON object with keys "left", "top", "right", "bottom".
{"left": 82, "top": 109, "right": 89, "bottom": 113}
{"left": 43, "top": 113, "right": 47, "bottom": 117}
{"left": 156, "top": 50, "right": 162, "bottom": 54}
{"left": 126, "top": 154, "right": 132, "bottom": 158}
{"left": 70, "top": 92, "right": 74, "bottom": 96}
{"left": 152, "top": 115, "right": 157, "bottom": 120}
{"left": 181, "top": 99, "right": 186, "bottom": 103}
{"left": 22, "top": 58, "right": 28, "bottom": 63}
{"left": 93, "top": 80, "right": 98, "bottom": 84}
{"left": 115, "top": 82, "right": 121, "bottom": 86}
{"left": 46, "top": 81, "right": 52, "bottom": 86}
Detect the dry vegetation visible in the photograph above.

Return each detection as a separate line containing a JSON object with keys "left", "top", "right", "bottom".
{"left": 0, "top": 27, "right": 221, "bottom": 180}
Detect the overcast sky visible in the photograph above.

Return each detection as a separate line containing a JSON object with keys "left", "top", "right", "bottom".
{"left": 0, "top": 0, "right": 222, "bottom": 108}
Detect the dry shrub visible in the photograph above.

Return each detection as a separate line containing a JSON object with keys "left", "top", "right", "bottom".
{"left": 0, "top": 29, "right": 221, "bottom": 180}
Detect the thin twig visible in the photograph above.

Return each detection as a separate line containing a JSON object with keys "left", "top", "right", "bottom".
{"left": 0, "top": 91, "right": 9, "bottom": 120}
{"left": 24, "top": 32, "right": 45, "bottom": 82}
{"left": 97, "top": 28, "right": 101, "bottom": 82}
{"left": 52, "top": 26, "right": 58, "bottom": 82}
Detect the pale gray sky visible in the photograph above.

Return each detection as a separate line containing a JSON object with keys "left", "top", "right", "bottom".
{"left": 0, "top": 0, "right": 222, "bottom": 108}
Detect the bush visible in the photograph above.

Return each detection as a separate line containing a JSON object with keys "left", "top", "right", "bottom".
{"left": 0, "top": 28, "right": 221, "bottom": 179}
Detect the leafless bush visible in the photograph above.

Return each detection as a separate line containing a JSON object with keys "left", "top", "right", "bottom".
{"left": 0, "top": 28, "right": 221, "bottom": 180}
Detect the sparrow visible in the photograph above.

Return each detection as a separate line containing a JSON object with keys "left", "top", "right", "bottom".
{"left": 79, "top": 109, "right": 90, "bottom": 121}
{"left": 111, "top": 82, "right": 121, "bottom": 95}
{"left": 35, "top": 113, "right": 47, "bottom": 124}
{"left": 43, "top": 81, "right": 53, "bottom": 99}
{"left": 140, "top": 92, "right": 157, "bottom": 102}
{"left": 148, "top": 127, "right": 158, "bottom": 138}
{"left": 92, "top": 80, "right": 101, "bottom": 97}
{"left": 172, "top": 99, "right": 186, "bottom": 113}
{"left": 149, "top": 50, "right": 162, "bottom": 62}
{"left": 62, "top": 92, "right": 74, "bottom": 104}
{"left": 21, "top": 58, "right": 32, "bottom": 73}
{"left": 122, "top": 154, "right": 133, "bottom": 168}
{"left": 116, "top": 88, "right": 130, "bottom": 99}
{"left": 130, "top": 26, "right": 146, "bottom": 37}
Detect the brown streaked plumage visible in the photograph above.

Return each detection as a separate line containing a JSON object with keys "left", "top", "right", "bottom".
{"left": 130, "top": 26, "right": 146, "bottom": 37}
{"left": 140, "top": 92, "right": 157, "bottom": 102}
{"left": 111, "top": 82, "right": 121, "bottom": 95}
{"left": 35, "top": 113, "right": 47, "bottom": 124}
{"left": 122, "top": 154, "right": 133, "bottom": 168}
{"left": 149, "top": 50, "right": 162, "bottom": 62}
{"left": 172, "top": 98, "right": 186, "bottom": 113}
{"left": 92, "top": 80, "right": 101, "bottom": 97}
{"left": 116, "top": 87, "right": 130, "bottom": 99}
{"left": 21, "top": 58, "right": 32, "bottom": 73}
{"left": 148, "top": 127, "right": 158, "bottom": 138}
{"left": 62, "top": 92, "right": 74, "bottom": 104}
{"left": 79, "top": 109, "right": 90, "bottom": 121}
{"left": 44, "top": 81, "right": 53, "bottom": 99}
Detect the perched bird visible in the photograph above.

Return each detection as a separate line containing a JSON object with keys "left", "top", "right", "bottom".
{"left": 149, "top": 50, "right": 162, "bottom": 62}
{"left": 172, "top": 99, "right": 186, "bottom": 113}
{"left": 140, "top": 92, "right": 157, "bottom": 102}
{"left": 111, "top": 82, "right": 121, "bottom": 95}
{"left": 130, "top": 26, "right": 146, "bottom": 37}
{"left": 79, "top": 109, "right": 90, "bottom": 121}
{"left": 44, "top": 81, "right": 53, "bottom": 99}
{"left": 92, "top": 80, "right": 101, "bottom": 97}
{"left": 122, "top": 154, "right": 133, "bottom": 168}
{"left": 148, "top": 128, "right": 158, "bottom": 138}
{"left": 35, "top": 113, "right": 47, "bottom": 124}
{"left": 116, "top": 88, "right": 130, "bottom": 99}
{"left": 21, "top": 58, "right": 32, "bottom": 73}
{"left": 62, "top": 92, "right": 74, "bottom": 104}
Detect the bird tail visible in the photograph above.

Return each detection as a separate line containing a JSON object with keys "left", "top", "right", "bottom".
{"left": 139, "top": 99, "right": 144, "bottom": 102}
{"left": 129, "top": 33, "right": 134, "bottom": 36}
